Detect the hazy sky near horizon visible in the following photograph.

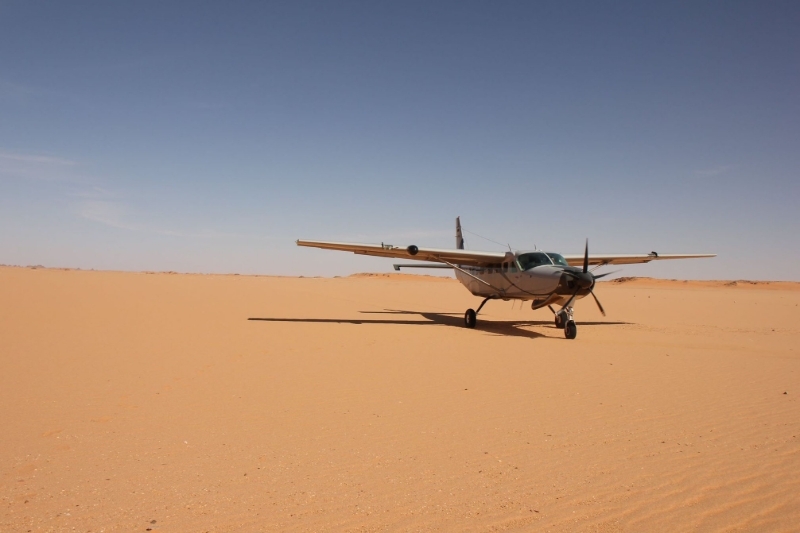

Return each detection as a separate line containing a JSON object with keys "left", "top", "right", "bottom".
{"left": 1, "top": 1, "right": 798, "bottom": 280}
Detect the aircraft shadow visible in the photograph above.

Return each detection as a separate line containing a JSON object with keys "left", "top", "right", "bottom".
{"left": 248, "top": 309, "right": 630, "bottom": 340}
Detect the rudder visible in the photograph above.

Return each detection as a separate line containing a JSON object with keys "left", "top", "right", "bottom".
{"left": 456, "top": 217, "right": 464, "bottom": 249}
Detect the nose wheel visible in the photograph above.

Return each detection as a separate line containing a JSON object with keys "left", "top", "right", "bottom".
{"left": 554, "top": 307, "right": 577, "bottom": 339}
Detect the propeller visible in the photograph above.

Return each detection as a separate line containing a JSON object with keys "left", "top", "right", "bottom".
{"left": 592, "top": 270, "right": 619, "bottom": 280}
{"left": 583, "top": 238, "right": 589, "bottom": 273}
{"left": 589, "top": 289, "right": 605, "bottom": 316}
{"left": 561, "top": 239, "right": 609, "bottom": 317}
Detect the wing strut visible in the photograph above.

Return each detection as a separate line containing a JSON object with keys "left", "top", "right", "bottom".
{"left": 440, "top": 259, "right": 504, "bottom": 293}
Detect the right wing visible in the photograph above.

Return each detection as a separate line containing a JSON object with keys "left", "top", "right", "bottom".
{"left": 561, "top": 252, "right": 716, "bottom": 266}
{"left": 296, "top": 240, "right": 507, "bottom": 267}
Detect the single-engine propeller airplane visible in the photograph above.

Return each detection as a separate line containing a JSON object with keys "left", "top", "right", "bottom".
{"left": 297, "top": 218, "right": 715, "bottom": 339}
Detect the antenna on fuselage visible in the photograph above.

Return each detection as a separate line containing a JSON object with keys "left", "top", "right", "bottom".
{"left": 464, "top": 228, "right": 511, "bottom": 251}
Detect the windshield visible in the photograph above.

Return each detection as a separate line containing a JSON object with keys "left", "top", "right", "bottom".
{"left": 517, "top": 252, "right": 553, "bottom": 271}
{"left": 545, "top": 253, "right": 569, "bottom": 267}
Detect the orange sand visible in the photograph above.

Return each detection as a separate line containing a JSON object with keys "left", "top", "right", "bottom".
{"left": 1, "top": 267, "right": 798, "bottom": 532}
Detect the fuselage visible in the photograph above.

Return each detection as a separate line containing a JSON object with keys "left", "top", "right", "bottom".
{"left": 453, "top": 251, "right": 592, "bottom": 307}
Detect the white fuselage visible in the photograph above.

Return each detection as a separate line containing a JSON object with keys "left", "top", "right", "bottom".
{"left": 453, "top": 252, "right": 589, "bottom": 307}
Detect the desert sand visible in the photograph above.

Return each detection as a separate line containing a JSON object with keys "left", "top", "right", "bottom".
{"left": 1, "top": 266, "right": 798, "bottom": 532}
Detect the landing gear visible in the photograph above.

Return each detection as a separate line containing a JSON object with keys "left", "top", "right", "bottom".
{"left": 463, "top": 296, "right": 493, "bottom": 329}
{"left": 555, "top": 307, "right": 577, "bottom": 339}
{"left": 554, "top": 307, "right": 573, "bottom": 329}
{"left": 551, "top": 305, "right": 569, "bottom": 328}
{"left": 464, "top": 309, "right": 476, "bottom": 328}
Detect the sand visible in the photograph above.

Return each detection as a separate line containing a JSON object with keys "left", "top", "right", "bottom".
{"left": 1, "top": 267, "right": 798, "bottom": 532}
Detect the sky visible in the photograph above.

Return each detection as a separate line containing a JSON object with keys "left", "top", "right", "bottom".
{"left": 1, "top": 1, "right": 798, "bottom": 279}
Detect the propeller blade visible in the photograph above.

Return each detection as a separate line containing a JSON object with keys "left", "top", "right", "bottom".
{"left": 593, "top": 270, "right": 620, "bottom": 280}
{"left": 583, "top": 238, "right": 589, "bottom": 273}
{"left": 562, "top": 287, "right": 581, "bottom": 311}
{"left": 589, "top": 289, "right": 606, "bottom": 316}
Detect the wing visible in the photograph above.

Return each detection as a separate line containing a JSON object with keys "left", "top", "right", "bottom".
{"left": 561, "top": 252, "right": 716, "bottom": 267}
{"left": 296, "top": 240, "right": 507, "bottom": 267}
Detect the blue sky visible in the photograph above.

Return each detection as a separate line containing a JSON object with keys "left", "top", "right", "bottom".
{"left": 1, "top": 1, "right": 798, "bottom": 279}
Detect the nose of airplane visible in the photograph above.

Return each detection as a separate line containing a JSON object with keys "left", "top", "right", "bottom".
{"left": 562, "top": 268, "right": 594, "bottom": 290}
{"left": 575, "top": 270, "right": 594, "bottom": 290}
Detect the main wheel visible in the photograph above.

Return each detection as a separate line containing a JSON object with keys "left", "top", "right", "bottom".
{"left": 464, "top": 309, "right": 477, "bottom": 328}
{"left": 564, "top": 320, "right": 577, "bottom": 339}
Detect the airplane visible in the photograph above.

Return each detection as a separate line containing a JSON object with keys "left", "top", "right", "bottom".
{"left": 297, "top": 217, "right": 715, "bottom": 339}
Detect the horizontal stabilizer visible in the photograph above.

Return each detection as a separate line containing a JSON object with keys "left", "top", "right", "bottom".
{"left": 393, "top": 263, "right": 454, "bottom": 271}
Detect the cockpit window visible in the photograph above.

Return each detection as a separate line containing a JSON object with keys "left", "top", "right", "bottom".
{"left": 545, "top": 253, "right": 569, "bottom": 267}
{"left": 517, "top": 252, "right": 553, "bottom": 271}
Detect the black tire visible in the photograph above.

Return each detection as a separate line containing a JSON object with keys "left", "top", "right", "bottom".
{"left": 554, "top": 314, "right": 563, "bottom": 328}
{"left": 464, "top": 309, "right": 477, "bottom": 328}
{"left": 564, "top": 320, "right": 577, "bottom": 339}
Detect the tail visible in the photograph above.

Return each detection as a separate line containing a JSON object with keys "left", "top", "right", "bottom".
{"left": 456, "top": 216, "right": 464, "bottom": 249}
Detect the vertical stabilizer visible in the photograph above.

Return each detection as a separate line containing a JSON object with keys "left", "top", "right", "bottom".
{"left": 456, "top": 217, "right": 464, "bottom": 249}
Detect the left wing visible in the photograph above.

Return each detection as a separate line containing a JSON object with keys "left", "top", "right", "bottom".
{"left": 296, "top": 240, "right": 507, "bottom": 267}
{"left": 561, "top": 252, "right": 716, "bottom": 266}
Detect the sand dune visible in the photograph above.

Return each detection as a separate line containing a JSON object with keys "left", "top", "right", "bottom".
{"left": 1, "top": 266, "right": 798, "bottom": 532}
